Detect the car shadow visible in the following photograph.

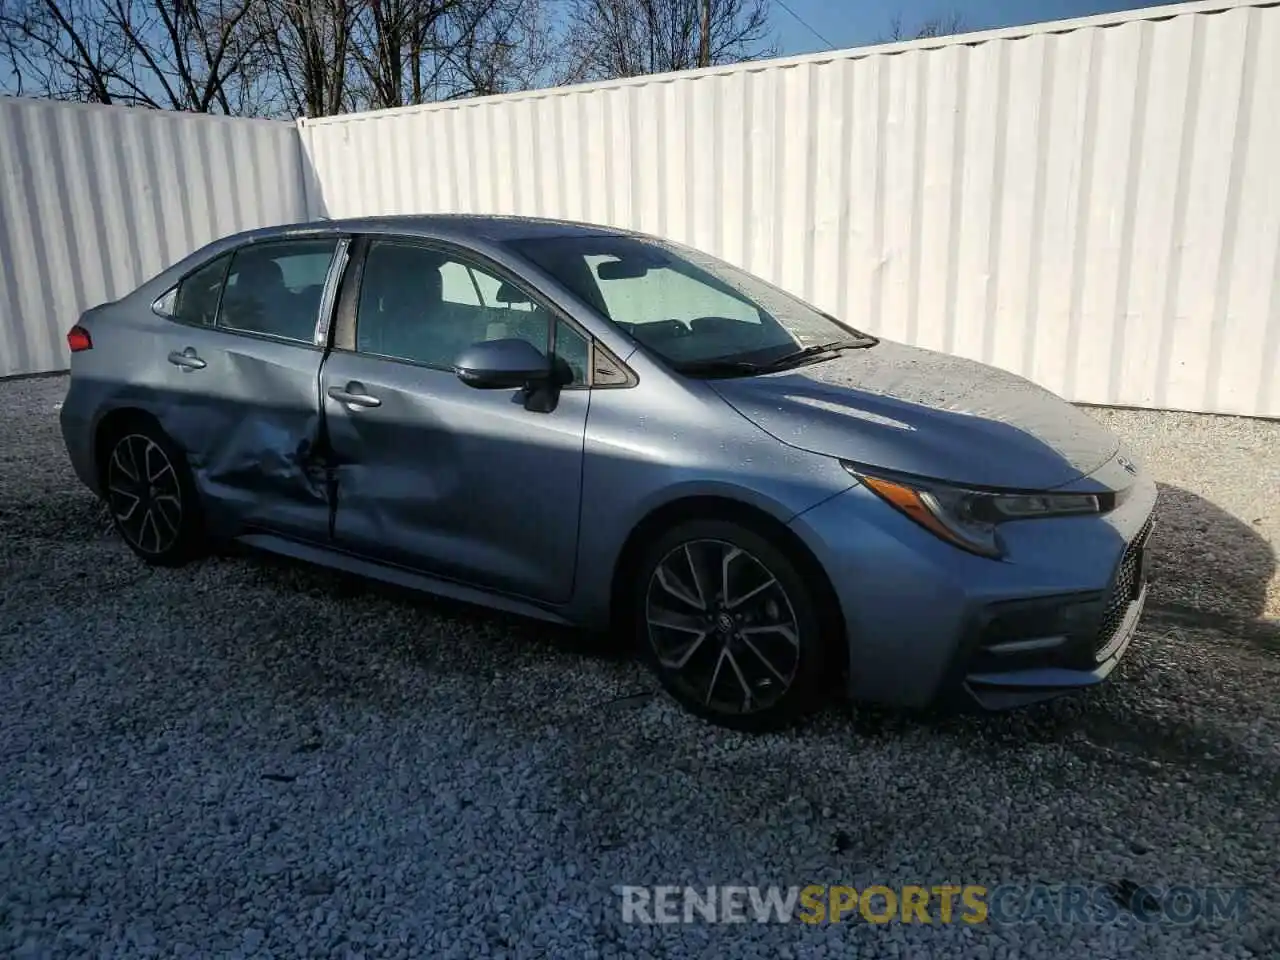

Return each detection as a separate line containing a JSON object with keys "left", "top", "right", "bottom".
{"left": 1139, "top": 483, "right": 1278, "bottom": 654}
{"left": 221, "top": 477, "right": 1275, "bottom": 714}
{"left": 46, "top": 464, "right": 1273, "bottom": 769}
{"left": 223, "top": 541, "right": 631, "bottom": 659}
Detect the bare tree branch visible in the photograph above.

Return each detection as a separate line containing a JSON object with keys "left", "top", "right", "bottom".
{"left": 882, "top": 10, "right": 967, "bottom": 42}
{"left": 0, "top": 0, "right": 268, "bottom": 112}
{"left": 0, "top": 0, "right": 654, "bottom": 115}
{"left": 562, "top": 0, "right": 774, "bottom": 82}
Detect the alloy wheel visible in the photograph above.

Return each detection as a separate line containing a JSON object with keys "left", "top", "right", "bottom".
{"left": 106, "top": 433, "right": 183, "bottom": 555}
{"left": 645, "top": 538, "right": 801, "bottom": 715}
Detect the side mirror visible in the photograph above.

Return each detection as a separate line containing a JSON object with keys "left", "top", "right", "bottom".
{"left": 454, "top": 338, "right": 551, "bottom": 390}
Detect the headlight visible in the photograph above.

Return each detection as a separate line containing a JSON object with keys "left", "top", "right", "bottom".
{"left": 843, "top": 463, "right": 1102, "bottom": 558}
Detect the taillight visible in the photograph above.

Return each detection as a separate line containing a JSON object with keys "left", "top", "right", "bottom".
{"left": 67, "top": 324, "right": 92, "bottom": 352}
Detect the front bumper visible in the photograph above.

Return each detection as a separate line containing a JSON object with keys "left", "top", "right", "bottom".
{"left": 959, "top": 518, "right": 1153, "bottom": 709}
{"left": 787, "top": 461, "right": 1158, "bottom": 709}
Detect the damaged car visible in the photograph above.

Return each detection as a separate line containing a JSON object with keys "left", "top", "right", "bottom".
{"left": 60, "top": 215, "right": 1157, "bottom": 730}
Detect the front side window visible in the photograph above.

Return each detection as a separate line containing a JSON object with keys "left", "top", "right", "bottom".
{"left": 217, "top": 239, "right": 339, "bottom": 342}
{"left": 509, "top": 236, "right": 875, "bottom": 373}
{"left": 554, "top": 317, "right": 590, "bottom": 386}
{"left": 355, "top": 240, "right": 559, "bottom": 373}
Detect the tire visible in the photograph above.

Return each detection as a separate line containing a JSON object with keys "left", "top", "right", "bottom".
{"left": 634, "top": 518, "right": 832, "bottom": 731}
{"left": 100, "top": 420, "right": 205, "bottom": 567}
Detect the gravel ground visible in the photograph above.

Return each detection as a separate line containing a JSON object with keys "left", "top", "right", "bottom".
{"left": 2, "top": 374, "right": 1278, "bottom": 959}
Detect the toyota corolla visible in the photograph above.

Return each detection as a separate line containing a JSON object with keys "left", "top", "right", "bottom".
{"left": 60, "top": 216, "right": 1156, "bottom": 729}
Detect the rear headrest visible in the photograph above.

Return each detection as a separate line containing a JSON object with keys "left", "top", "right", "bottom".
{"left": 366, "top": 245, "right": 443, "bottom": 304}
{"left": 237, "top": 256, "right": 286, "bottom": 291}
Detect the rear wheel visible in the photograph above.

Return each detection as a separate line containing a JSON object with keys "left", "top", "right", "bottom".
{"left": 635, "top": 518, "right": 831, "bottom": 731}
{"left": 102, "top": 422, "right": 204, "bottom": 566}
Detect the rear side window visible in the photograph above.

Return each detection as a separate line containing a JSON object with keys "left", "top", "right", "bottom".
{"left": 172, "top": 254, "right": 231, "bottom": 327}
{"left": 218, "top": 239, "right": 339, "bottom": 342}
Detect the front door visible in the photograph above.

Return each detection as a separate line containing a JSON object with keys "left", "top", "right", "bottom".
{"left": 320, "top": 237, "right": 591, "bottom": 604}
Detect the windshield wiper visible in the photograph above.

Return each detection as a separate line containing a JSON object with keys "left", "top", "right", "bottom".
{"left": 758, "top": 335, "right": 879, "bottom": 372}
{"left": 671, "top": 358, "right": 765, "bottom": 378}
{"left": 674, "top": 336, "right": 879, "bottom": 379}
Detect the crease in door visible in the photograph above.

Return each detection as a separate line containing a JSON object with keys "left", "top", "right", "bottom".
{"left": 168, "top": 347, "right": 330, "bottom": 527}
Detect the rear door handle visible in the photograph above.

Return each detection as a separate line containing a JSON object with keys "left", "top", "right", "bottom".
{"left": 328, "top": 383, "right": 382, "bottom": 408}
{"left": 167, "top": 348, "right": 206, "bottom": 371}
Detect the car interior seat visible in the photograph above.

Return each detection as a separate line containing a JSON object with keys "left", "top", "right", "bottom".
{"left": 225, "top": 256, "right": 291, "bottom": 334}
{"left": 488, "top": 281, "right": 546, "bottom": 344}
{"left": 293, "top": 284, "right": 327, "bottom": 336}
{"left": 360, "top": 246, "right": 446, "bottom": 362}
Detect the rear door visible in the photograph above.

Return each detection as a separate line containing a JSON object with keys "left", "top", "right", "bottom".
{"left": 319, "top": 236, "right": 592, "bottom": 603}
{"left": 149, "top": 236, "right": 348, "bottom": 540}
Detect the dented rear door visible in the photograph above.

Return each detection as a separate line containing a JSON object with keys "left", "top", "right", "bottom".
{"left": 157, "top": 327, "right": 330, "bottom": 540}
{"left": 150, "top": 236, "right": 349, "bottom": 542}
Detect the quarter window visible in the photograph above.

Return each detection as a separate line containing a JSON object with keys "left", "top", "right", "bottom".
{"left": 170, "top": 253, "right": 231, "bottom": 327}
{"left": 355, "top": 241, "right": 553, "bottom": 371}
{"left": 217, "top": 239, "right": 339, "bottom": 342}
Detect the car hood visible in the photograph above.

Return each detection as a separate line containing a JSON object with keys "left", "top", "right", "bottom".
{"left": 708, "top": 339, "right": 1120, "bottom": 490}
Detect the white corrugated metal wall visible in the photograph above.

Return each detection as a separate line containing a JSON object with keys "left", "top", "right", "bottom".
{"left": 298, "top": 0, "right": 1280, "bottom": 418}
{"left": 2, "top": 1, "right": 1277, "bottom": 415}
{"left": 0, "top": 99, "right": 306, "bottom": 378}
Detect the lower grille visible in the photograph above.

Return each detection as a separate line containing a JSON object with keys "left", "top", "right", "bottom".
{"left": 1094, "top": 518, "right": 1153, "bottom": 658}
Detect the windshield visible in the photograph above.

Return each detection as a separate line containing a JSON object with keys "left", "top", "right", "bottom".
{"left": 506, "top": 235, "right": 872, "bottom": 371}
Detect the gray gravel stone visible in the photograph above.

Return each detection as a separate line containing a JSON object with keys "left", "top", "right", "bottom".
{"left": 1, "top": 374, "right": 1278, "bottom": 958}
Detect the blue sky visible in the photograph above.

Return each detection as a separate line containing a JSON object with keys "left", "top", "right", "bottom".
{"left": 771, "top": 0, "right": 1179, "bottom": 56}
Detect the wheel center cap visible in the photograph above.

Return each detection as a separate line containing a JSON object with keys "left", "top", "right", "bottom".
{"left": 715, "top": 612, "right": 734, "bottom": 634}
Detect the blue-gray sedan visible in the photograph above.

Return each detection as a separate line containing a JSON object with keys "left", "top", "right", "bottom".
{"left": 60, "top": 216, "right": 1156, "bottom": 729}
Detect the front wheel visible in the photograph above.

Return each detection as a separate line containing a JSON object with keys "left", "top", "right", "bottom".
{"left": 635, "top": 519, "right": 832, "bottom": 731}
{"left": 102, "top": 423, "right": 204, "bottom": 566}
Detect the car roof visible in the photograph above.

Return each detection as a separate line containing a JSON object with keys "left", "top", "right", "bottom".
{"left": 229, "top": 214, "right": 637, "bottom": 246}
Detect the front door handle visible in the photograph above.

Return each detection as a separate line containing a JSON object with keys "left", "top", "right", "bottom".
{"left": 328, "top": 383, "right": 382, "bottom": 408}
{"left": 167, "top": 348, "right": 206, "bottom": 371}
